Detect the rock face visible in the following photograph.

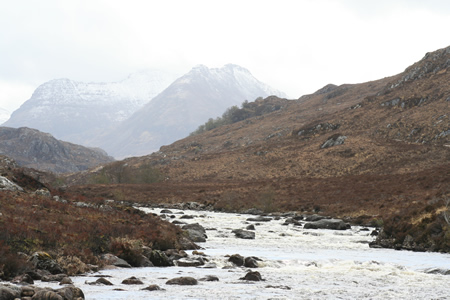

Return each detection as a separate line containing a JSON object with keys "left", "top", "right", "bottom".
{"left": 97, "top": 64, "right": 286, "bottom": 158}
{"left": 0, "top": 175, "right": 23, "bottom": 191}
{"left": 3, "top": 70, "right": 178, "bottom": 148}
{"left": 320, "top": 135, "right": 347, "bottom": 149}
{"left": 0, "top": 127, "right": 113, "bottom": 173}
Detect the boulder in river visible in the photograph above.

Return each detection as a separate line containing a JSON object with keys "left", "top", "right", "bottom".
{"left": 142, "top": 284, "right": 163, "bottom": 291}
{"left": 244, "top": 256, "right": 261, "bottom": 268}
{"left": 166, "top": 276, "right": 198, "bottom": 285}
{"left": 182, "top": 223, "right": 207, "bottom": 242}
{"left": 228, "top": 254, "right": 244, "bottom": 266}
{"left": 100, "top": 253, "right": 132, "bottom": 268}
{"left": 89, "top": 277, "right": 113, "bottom": 285}
{"left": 303, "top": 219, "right": 350, "bottom": 230}
{"left": 240, "top": 271, "right": 264, "bottom": 281}
{"left": 148, "top": 250, "right": 173, "bottom": 267}
{"left": 122, "top": 276, "right": 144, "bottom": 285}
{"left": 176, "top": 257, "right": 205, "bottom": 267}
{"left": 232, "top": 229, "right": 255, "bottom": 239}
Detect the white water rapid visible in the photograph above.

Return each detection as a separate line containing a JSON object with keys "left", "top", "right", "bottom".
{"left": 36, "top": 208, "right": 450, "bottom": 299}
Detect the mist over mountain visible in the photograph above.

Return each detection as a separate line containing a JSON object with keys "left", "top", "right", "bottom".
{"left": 4, "top": 64, "right": 285, "bottom": 159}
{"left": 3, "top": 70, "right": 178, "bottom": 145}
{"left": 0, "top": 108, "right": 9, "bottom": 124}
{"left": 94, "top": 64, "right": 287, "bottom": 158}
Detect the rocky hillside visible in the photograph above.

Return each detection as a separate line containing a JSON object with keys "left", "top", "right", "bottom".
{"left": 96, "top": 64, "right": 286, "bottom": 158}
{"left": 3, "top": 70, "right": 178, "bottom": 147}
{"left": 0, "top": 127, "right": 114, "bottom": 173}
{"left": 0, "top": 156, "right": 196, "bottom": 285}
{"left": 66, "top": 46, "right": 450, "bottom": 252}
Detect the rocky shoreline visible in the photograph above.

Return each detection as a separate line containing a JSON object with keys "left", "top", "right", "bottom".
{"left": 2, "top": 200, "right": 447, "bottom": 299}
{"left": 0, "top": 201, "right": 367, "bottom": 299}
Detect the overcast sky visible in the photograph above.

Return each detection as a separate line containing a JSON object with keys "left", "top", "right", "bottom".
{"left": 1, "top": 0, "right": 450, "bottom": 113}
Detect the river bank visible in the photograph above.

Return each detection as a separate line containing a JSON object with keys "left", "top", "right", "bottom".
{"left": 23, "top": 206, "right": 450, "bottom": 299}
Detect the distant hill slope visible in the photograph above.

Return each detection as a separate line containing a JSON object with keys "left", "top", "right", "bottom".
{"left": 2, "top": 70, "right": 178, "bottom": 147}
{"left": 68, "top": 45, "right": 449, "bottom": 212}
{"left": 95, "top": 64, "right": 287, "bottom": 158}
{"left": 0, "top": 127, "right": 114, "bottom": 173}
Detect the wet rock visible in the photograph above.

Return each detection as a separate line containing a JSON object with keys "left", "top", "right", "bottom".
{"left": 100, "top": 253, "right": 132, "bottom": 268}
{"left": 55, "top": 286, "right": 74, "bottom": 300}
{"left": 246, "top": 224, "right": 256, "bottom": 230}
{"left": 122, "top": 276, "right": 144, "bottom": 285}
{"left": 0, "top": 286, "right": 20, "bottom": 299}
{"left": 232, "top": 229, "right": 255, "bottom": 239}
{"left": 200, "top": 262, "right": 218, "bottom": 268}
{"left": 182, "top": 223, "right": 207, "bottom": 242}
{"left": 423, "top": 268, "right": 450, "bottom": 275}
{"left": 303, "top": 214, "right": 326, "bottom": 222}
{"left": 142, "top": 284, "right": 163, "bottom": 291}
{"left": 180, "top": 215, "right": 195, "bottom": 219}
{"left": 176, "top": 236, "right": 199, "bottom": 250}
{"left": 148, "top": 250, "right": 173, "bottom": 267}
{"left": 41, "top": 274, "right": 69, "bottom": 283}
{"left": 172, "top": 220, "right": 187, "bottom": 225}
{"left": 166, "top": 276, "right": 198, "bottom": 285}
{"left": 244, "top": 256, "right": 260, "bottom": 268}
{"left": 228, "top": 254, "right": 244, "bottom": 266}
{"left": 282, "top": 217, "right": 302, "bottom": 226}
{"left": 21, "top": 286, "right": 36, "bottom": 297}
{"left": 12, "top": 273, "right": 34, "bottom": 285}
{"left": 164, "top": 249, "right": 188, "bottom": 262}
{"left": 199, "top": 275, "right": 219, "bottom": 282}
{"left": 160, "top": 209, "right": 173, "bottom": 214}
{"left": 176, "top": 257, "right": 205, "bottom": 267}
{"left": 59, "top": 277, "right": 73, "bottom": 285}
{"left": 31, "top": 290, "right": 63, "bottom": 300}
{"left": 27, "top": 269, "right": 51, "bottom": 281}
{"left": 240, "top": 271, "right": 264, "bottom": 281}
{"left": 87, "top": 277, "right": 113, "bottom": 285}
{"left": 64, "top": 287, "right": 82, "bottom": 299}
{"left": 303, "top": 219, "right": 350, "bottom": 230}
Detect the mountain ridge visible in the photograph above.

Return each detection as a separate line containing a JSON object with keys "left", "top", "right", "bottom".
{"left": 3, "top": 69, "right": 179, "bottom": 147}
{"left": 94, "top": 64, "right": 286, "bottom": 158}
{"left": 0, "top": 126, "right": 114, "bottom": 173}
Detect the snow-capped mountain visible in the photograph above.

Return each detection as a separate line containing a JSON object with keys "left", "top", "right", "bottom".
{"left": 96, "top": 64, "right": 287, "bottom": 158}
{"left": 3, "top": 70, "right": 178, "bottom": 145}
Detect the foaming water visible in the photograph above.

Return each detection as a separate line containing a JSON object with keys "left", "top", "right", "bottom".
{"left": 34, "top": 208, "right": 450, "bottom": 299}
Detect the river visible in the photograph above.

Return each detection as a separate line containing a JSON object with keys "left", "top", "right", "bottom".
{"left": 36, "top": 207, "right": 450, "bottom": 299}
